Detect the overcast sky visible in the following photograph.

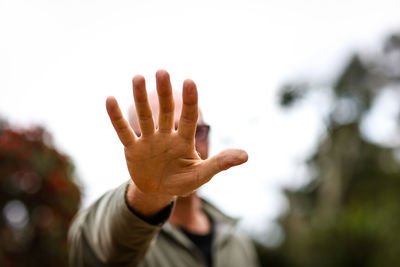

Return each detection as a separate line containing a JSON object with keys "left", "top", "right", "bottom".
{"left": 1, "top": 0, "right": 400, "bottom": 244}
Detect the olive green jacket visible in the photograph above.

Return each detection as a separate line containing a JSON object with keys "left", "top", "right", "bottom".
{"left": 68, "top": 182, "right": 260, "bottom": 267}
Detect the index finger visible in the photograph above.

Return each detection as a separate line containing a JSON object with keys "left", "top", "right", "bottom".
{"left": 178, "top": 79, "right": 198, "bottom": 141}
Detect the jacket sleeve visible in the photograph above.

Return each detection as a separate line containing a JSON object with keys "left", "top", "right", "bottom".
{"left": 68, "top": 181, "right": 172, "bottom": 267}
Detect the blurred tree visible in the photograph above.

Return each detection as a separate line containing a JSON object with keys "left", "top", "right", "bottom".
{"left": 0, "top": 121, "right": 81, "bottom": 267}
{"left": 263, "top": 32, "right": 400, "bottom": 267}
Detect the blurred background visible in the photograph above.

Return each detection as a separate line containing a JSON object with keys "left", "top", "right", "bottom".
{"left": 1, "top": 0, "right": 400, "bottom": 266}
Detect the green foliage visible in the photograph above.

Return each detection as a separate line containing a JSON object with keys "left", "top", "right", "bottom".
{"left": 0, "top": 122, "right": 82, "bottom": 267}
{"left": 263, "top": 32, "right": 400, "bottom": 266}
{"left": 279, "top": 83, "right": 308, "bottom": 108}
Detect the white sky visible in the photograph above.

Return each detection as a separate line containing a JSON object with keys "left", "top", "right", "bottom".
{"left": 1, "top": 0, "right": 400, "bottom": 242}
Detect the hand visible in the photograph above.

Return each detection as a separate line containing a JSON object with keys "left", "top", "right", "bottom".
{"left": 106, "top": 70, "right": 248, "bottom": 200}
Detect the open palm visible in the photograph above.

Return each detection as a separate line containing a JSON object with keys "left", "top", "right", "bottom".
{"left": 106, "top": 70, "right": 248, "bottom": 198}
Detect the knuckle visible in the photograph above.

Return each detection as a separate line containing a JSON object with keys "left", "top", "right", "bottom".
{"left": 114, "top": 117, "right": 126, "bottom": 131}
{"left": 216, "top": 156, "right": 227, "bottom": 171}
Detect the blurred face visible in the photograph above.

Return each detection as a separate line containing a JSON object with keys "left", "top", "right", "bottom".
{"left": 195, "top": 124, "right": 209, "bottom": 160}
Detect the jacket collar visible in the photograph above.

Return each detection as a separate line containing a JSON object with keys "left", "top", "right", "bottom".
{"left": 161, "top": 198, "right": 238, "bottom": 250}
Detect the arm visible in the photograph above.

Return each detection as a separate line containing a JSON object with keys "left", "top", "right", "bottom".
{"left": 68, "top": 70, "right": 248, "bottom": 266}
{"left": 68, "top": 182, "right": 172, "bottom": 267}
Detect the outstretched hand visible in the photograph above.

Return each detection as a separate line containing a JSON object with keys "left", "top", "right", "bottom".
{"left": 106, "top": 70, "right": 248, "bottom": 201}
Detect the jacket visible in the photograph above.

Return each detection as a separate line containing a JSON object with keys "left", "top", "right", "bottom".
{"left": 68, "top": 182, "right": 260, "bottom": 267}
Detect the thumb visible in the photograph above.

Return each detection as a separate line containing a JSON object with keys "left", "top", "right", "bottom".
{"left": 197, "top": 149, "right": 248, "bottom": 186}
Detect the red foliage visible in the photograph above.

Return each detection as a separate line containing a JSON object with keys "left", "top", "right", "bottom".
{"left": 0, "top": 123, "right": 82, "bottom": 267}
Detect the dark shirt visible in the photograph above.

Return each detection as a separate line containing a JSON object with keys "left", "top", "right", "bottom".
{"left": 181, "top": 220, "right": 214, "bottom": 267}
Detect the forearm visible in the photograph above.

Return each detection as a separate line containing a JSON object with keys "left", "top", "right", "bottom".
{"left": 68, "top": 181, "right": 172, "bottom": 266}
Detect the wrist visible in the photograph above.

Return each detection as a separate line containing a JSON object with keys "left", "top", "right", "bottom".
{"left": 125, "top": 180, "right": 176, "bottom": 218}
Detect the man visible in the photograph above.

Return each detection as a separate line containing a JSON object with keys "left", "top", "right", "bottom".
{"left": 68, "top": 70, "right": 260, "bottom": 267}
